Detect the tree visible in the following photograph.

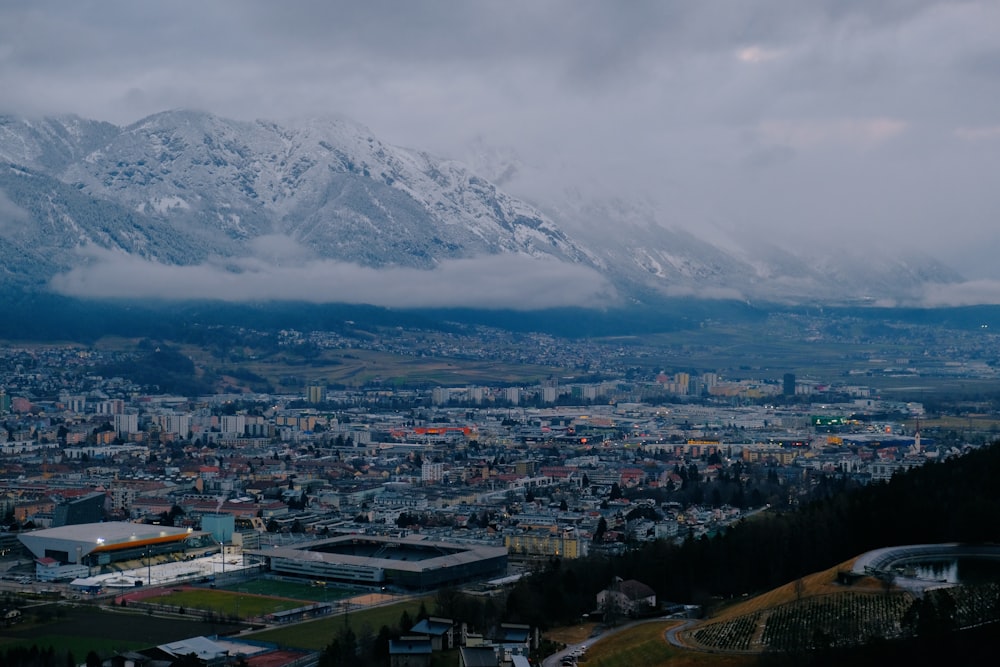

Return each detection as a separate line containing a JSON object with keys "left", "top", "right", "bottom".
{"left": 594, "top": 516, "right": 608, "bottom": 542}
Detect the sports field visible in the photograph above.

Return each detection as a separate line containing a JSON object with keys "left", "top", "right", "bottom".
{"left": 142, "top": 588, "right": 305, "bottom": 619}
{"left": 217, "top": 578, "right": 354, "bottom": 602}
{"left": 248, "top": 595, "right": 434, "bottom": 650}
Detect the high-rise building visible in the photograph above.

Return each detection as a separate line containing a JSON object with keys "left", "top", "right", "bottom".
{"left": 164, "top": 414, "right": 191, "bottom": 436}
{"left": 114, "top": 413, "right": 139, "bottom": 435}
{"left": 783, "top": 373, "right": 796, "bottom": 396}
{"left": 220, "top": 414, "right": 246, "bottom": 435}
{"left": 432, "top": 387, "right": 451, "bottom": 405}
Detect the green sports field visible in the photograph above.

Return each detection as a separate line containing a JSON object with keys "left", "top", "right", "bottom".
{"left": 217, "top": 578, "right": 355, "bottom": 602}
{"left": 143, "top": 588, "right": 305, "bottom": 619}
{"left": 248, "top": 596, "right": 435, "bottom": 650}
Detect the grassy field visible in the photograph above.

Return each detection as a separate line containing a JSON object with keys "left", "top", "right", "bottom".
{"left": 217, "top": 578, "right": 354, "bottom": 602}
{"left": 143, "top": 588, "right": 305, "bottom": 618}
{"left": 247, "top": 596, "right": 434, "bottom": 650}
{"left": 702, "top": 558, "right": 871, "bottom": 624}
{"left": 0, "top": 633, "right": 148, "bottom": 658}
{"left": 183, "top": 344, "right": 563, "bottom": 390}
{"left": 0, "top": 604, "right": 241, "bottom": 657}
{"left": 583, "top": 622, "right": 755, "bottom": 667}
{"left": 544, "top": 622, "right": 600, "bottom": 645}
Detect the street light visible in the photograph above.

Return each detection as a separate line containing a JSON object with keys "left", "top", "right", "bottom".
{"left": 215, "top": 537, "right": 226, "bottom": 577}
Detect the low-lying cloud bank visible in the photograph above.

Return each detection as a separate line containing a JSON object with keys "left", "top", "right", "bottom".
{"left": 48, "top": 246, "right": 616, "bottom": 310}
{"left": 919, "top": 280, "right": 1000, "bottom": 307}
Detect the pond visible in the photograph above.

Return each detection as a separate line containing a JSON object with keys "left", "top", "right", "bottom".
{"left": 894, "top": 557, "right": 1000, "bottom": 586}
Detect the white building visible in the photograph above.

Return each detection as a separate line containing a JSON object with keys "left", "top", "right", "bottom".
{"left": 220, "top": 414, "right": 246, "bottom": 435}
{"left": 422, "top": 460, "right": 444, "bottom": 483}
{"left": 114, "top": 413, "right": 139, "bottom": 435}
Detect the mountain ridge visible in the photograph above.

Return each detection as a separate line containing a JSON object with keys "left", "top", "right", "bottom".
{"left": 0, "top": 109, "right": 968, "bottom": 308}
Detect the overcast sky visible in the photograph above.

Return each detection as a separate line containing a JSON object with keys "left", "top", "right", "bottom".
{"left": 3, "top": 0, "right": 1000, "bottom": 301}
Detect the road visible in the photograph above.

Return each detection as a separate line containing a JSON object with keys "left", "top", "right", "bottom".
{"left": 541, "top": 616, "right": 695, "bottom": 667}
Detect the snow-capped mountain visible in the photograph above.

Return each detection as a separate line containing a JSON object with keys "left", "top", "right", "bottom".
{"left": 0, "top": 110, "right": 965, "bottom": 306}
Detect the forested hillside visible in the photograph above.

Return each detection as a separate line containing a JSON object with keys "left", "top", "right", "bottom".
{"left": 504, "top": 442, "right": 1000, "bottom": 627}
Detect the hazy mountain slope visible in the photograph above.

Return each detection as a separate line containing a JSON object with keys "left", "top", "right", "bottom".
{"left": 0, "top": 163, "right": 195, "bottom": 288}
{"left": 0, "top": 114, "right": 119, "bottom": 173}
{"left": 464, "top": 146, "right": 965, "bottom": 304}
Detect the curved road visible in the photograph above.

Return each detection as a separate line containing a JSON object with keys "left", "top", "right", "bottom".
{"left": 663, "top": 618, "right": 698, "bottom": 648}
{"left": 542, "top": 616, "right": 695, "bottom": 667}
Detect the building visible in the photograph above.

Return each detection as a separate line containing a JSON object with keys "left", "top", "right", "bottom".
{"left": 201, "top": 512, "right": 235, "bottom": 544}
{"left": 390, "top": 637, "right": 434, "bottom": 667}
{"left": 504, "top": 528, "right": 589, "bottom": 559}
{"left": 432, "top": 387, "right": 451, "bottom": 406}
{"left": 422, "top": 460, "right": 445, "bottom": 484}
{"left": 114, "top": 413, "right": 139, "bottom": 435}
{"left": 51, "top": 492, "right": 106, "bottom": 527}
{"left": 18, "top": 521, "right": 199, "bottom": 570}
{"left": 307, "top": 385, "right": 326, "bottom": 404}
{"left": 220, "top": 414, "right": 246, "bottom": 435}
{"left": 596, "top": 578, "right": 657, "bottom": 618}
{"left": 409, "top": 617, "right": 456, "bottom": 651}
{"left": 459, "top": 646, "right": 498, "bottom": 667}
{"left": 252, "top": 534, "right": 507, "bottom": 590}
{"left": 783, "top": 373, "right": 796, "bottom": 396}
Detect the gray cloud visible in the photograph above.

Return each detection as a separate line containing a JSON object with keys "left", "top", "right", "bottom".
{"left": 920, "top": 280, "right": 1000, "bottom": 308}
{"left": 3, "top": 1, "right": 1000, "bottom": 282}
{"left": 48, "top": 246, "right": 615, "bottom": 309}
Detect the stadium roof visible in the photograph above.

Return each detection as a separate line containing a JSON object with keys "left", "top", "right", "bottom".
{"left": 18, "top": 521, "right": 195, "bottom": 560}
{"left": 255, "top": 534, "right": 506, "bottom": 574}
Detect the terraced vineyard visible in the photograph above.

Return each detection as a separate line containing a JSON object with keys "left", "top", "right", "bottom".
{"left": 760, "top": 592, "right": 911, "bottom": 650}
{"left": 687, "top": 591, "right": 913, "bottom": 652}
{"left": 691, "top": 611, "right": 763, "bottom": 652}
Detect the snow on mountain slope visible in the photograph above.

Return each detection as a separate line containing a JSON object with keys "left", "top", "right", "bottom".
{"left": 0, "top": 110, "right": 970, "bottom": 306}
{"left": 58, "top": 110, "right": 591, "bottom": 269}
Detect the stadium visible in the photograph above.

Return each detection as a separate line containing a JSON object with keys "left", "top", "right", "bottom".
{"left": 18, "top": 521, "right": 206, "bottom": 570}
{"left": 252, "top": 534, "right": 508, "bottom": 590}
